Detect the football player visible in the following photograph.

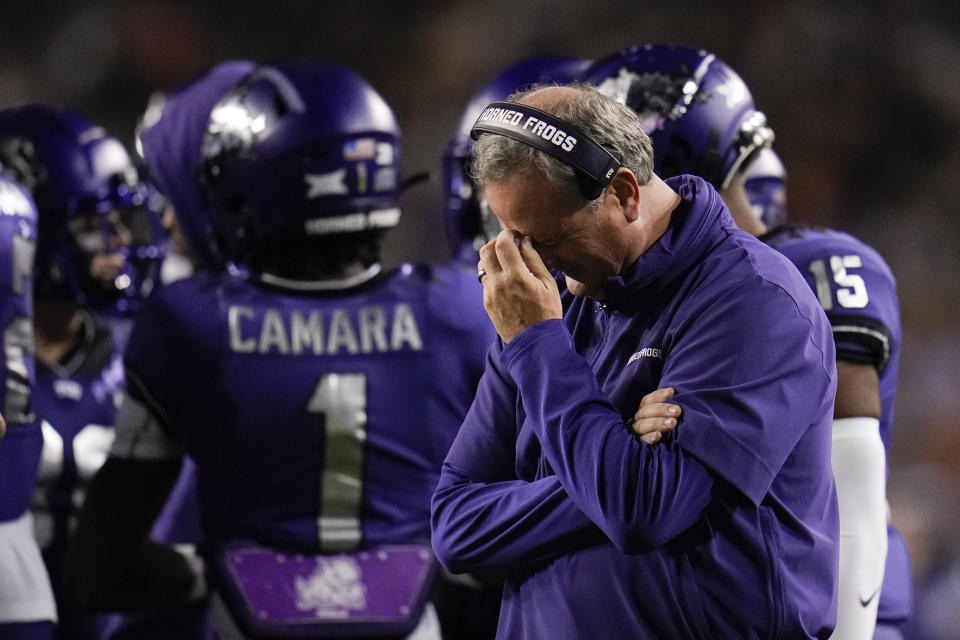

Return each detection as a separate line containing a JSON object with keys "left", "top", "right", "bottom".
{"left": 586, "top": 44, "right": 910, "bottom": 638}
{"left": 0, "top": 174, "right": 55, "bottom": 639}
{"left": 65, "top": 59, "right": 496, "bottom": 640}
{"left": 740, "top": 148, "right": 910, "bottom": 639}
{"left": 0, "top": 104, "right": 184, "bottom": 640}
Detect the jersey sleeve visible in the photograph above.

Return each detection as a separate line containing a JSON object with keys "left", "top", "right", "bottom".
{"left": 821, "top": 249, "right": 899, "bottom": 373}
{"left": 781, "top": 234, "right": 900, "bottom": 374}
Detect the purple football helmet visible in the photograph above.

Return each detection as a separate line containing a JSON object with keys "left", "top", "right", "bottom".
{"left": 585, "top": 44, "right": 774, "bottom": 190}
{"left": 137, "top": 60, "right": 256, "bottom": 271}
{"left": 199, "top": 59, "right": 401, "bottom": 267}
{"left": 0, "top": 172, "right": 38, "bottom": 295}
{"left": 443, "top": 56, "right": 592, "bottom": 265}
{"left": 0, "top": 104, "right": 165, "bottom": 314}
{"left": 742, "top": 147, "right": 787, "bottom": 229}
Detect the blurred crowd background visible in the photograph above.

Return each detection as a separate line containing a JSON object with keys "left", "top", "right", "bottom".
{"left": 1, "top": 0, "right": 958, "bottom": 635}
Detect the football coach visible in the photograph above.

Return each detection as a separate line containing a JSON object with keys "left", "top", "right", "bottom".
{"left": 430, "top": 83, "right": 840, "bottom": 639}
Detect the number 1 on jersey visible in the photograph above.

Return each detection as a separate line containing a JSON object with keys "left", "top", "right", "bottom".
{"left": 306, "top": 373, "right": 367, "bottom": 552}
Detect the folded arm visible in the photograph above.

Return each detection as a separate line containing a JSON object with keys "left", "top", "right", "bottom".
{"left": 431, "top": 346, "right": 604, "bottom": 573}
{"left": 500, "top": 320, "right": 717, "bottom": 553}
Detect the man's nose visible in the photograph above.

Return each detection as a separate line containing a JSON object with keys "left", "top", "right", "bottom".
{"left": 536, "top": 247, "right": 556, "bottom": 270}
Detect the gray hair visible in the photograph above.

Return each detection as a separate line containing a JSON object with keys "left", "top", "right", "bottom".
{"left": 470, "top": 83, "right": 654, "bottom": 207}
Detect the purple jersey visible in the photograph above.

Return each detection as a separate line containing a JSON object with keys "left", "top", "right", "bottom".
{"left": 32, "top": 316, "right": 124, "bottom": 570}
{"left": 123, "top": 263, "right": 494, "bottom": 553}
{"left": 0, "top": 177, "right": 57, "bottom": 629}
{"left": 761, "top": 226, "right": 900, "bottom": 455}
{"left": 433, "top": 176, "right": 840, "bottom": 639}
{"left": 31, "top": 313, "right": 205, "bottom": 640}
{"left": 0, "top": 178, "right": 39, "bottom": 522}
{"left": 762, "top": 224, "right": 910, "bottom": 623}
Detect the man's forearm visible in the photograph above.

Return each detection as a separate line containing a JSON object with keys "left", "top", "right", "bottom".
{"left": 502, "top": 320, "right": 715, "bottom": 552}
{"left": 431, "top": 462, "right": 604, "bottom": 573}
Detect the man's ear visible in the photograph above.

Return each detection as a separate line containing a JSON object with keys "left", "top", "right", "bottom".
{"left": 608, "top": 168, "right": 641, "bottom": 223}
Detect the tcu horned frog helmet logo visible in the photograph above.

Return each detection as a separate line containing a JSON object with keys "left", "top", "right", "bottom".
{"left": 203, "top": 93, "right": 268, "bottom": 162}
{"left": 586, "top": 45, "right": 774, "bottom": 190}
{"left": 595, "top": 67, "right": 710, "bottom": 133}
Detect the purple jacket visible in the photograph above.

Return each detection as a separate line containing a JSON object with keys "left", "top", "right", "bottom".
{"left": 432, "top": 175, "right": 840, "bottom": 639}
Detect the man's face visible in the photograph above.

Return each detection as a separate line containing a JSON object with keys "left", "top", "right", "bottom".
{"left": 484, "top": 170, "right": 620, "bottom": 299}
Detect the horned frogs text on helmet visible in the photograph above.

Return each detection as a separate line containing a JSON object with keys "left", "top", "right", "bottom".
{"left": 0, "top": 104, "right": 165, "bottom": 314}
{"left": 443, "top": 56, "right": 591, "bottom": 265}
{"left": 199, "top": 59, "right": 402, "bottom": 272}
{"left": 585, "top": 44, "right": 774, "bottom": 190}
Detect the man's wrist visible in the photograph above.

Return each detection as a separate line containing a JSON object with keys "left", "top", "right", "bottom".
{"left": 500, "top": 319, "right": 570, "bottom": 371}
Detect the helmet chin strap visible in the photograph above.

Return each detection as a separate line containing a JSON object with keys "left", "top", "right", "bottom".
{"left": 258, "top": 263, "right": 382, "bottom": 291}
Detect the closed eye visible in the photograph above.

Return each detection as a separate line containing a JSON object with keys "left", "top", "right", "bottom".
{"left": 533, "top": 233, "right": 562, "bottom": 249}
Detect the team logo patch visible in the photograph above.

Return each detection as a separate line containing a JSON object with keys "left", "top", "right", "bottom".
{"left": 54, "top": 378, "right": 84, "bottom": 401}
{"left": 305, "top": 170, "right": 348, "bottom": 198}
{"left": 296, "top": 556, "right": 367, "bottom": 616}
{"left": 215, "top": 544, "right": 437, "bottom": 634}
{"left": 628, "top": 347, "right": 663, "bottom": 364}
{"left": 715, "top": 78, "right": 748, "bottom": 109}
{"left": 596, "top": 68, "right": 689, "bottom": 127}
{"left": 207, "top": 101, "right": 266, "bottom": 151}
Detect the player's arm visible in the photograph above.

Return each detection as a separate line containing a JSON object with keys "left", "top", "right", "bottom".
{"left": 801, "top": 245, "right": 894, "bottom": 639}
{"left": 63, "top": 389, "right": 205, "bottom": 612}
{"left": 829, "top": 360, "right": 887, "bottom": 639}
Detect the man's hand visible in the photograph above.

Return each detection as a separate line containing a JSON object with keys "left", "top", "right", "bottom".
{"left": 0, "top": 411, "right": 5, "bottom": 438}
{"left": 478, "top": 229, "right": 562, "bottom": 343}
{"left": 628, "top": 387, "right": 681, "bottom": 444}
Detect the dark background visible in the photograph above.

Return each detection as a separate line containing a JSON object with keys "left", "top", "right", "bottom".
{"left": 3, "top": 1, "right": 958, "bottom": 635}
